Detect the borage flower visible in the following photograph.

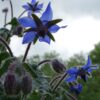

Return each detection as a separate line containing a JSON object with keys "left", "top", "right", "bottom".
{"left": 66, "top": 56, "right": 98, "bottom": 82}
{"left": 19, "top": 3, "right": 66, "bottom": 44}
{"left": 23, "top": 0, "right": 43, "bottom": 13}
{"left": 69, "top": 83, "right": 82, "bottom": 95}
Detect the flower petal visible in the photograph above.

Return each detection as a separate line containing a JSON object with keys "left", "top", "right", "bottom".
{"left": 67, "top": 67, "right": 78, "bottom": 75}
{"left": 70, "top": 84, "right": 82, "bottom": 95}
{"left": 37, "top": 3, "right": 43, "bottom": 10}
{"left": 87, "top": 66, "right": 98, "bottom": 72}
{"left": 40, "top": 2, "right": 53, "bottom": 21}
{"left": 86, "top": 56, "right": 92, "bottom": 66}
{"left": 31, "top": 0, "right": 36, "bottom": 4}
{"left": 22, "top": 32, "right": 36, "bottom": 44}
{"left": 49, "top": 25, "right": 60, "bottom": 33}
{"left": 82, "top": 56, "right": 92, "bottom": 70}
{"left": 22, "top": 4, "right": 30, "bottom": 10}
{"left": 39, "top": 35, "right": 51, "bottom": 44}
{"left": 66, "top": 75, "right": 77, "bottom": 82}
{"left": 18, "top": 17, "right": 36, "bottom": 28}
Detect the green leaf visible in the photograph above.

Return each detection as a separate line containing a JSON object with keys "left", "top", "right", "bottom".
{"left": 33, "top": 35, "right": 39, "bottom": 44}
{"left": 24, "top": 28, "right": 37, "bottom": 33}
{"left": 0, "top": 52, "right": 10, "bottom": 65}
{"left": 8, "top": 17, "right": 19, "bottom": 26}
{"left": 0, "top": 57, "right": 16, "bottom": 77}
{"left": 47, "top": 32, "right": 55, "bottom": 42}
{"left": 0, "top": 94, "right": 21, "bottom": 100}
{"left": 28, "top": 91, "right": 41, "bottom": 100}
{"left": 23, "top": 63, "right": 37, "bottom": 78}
{"left": 0, "top": 28, "right": 11, "bottom": 40}
{"left": 46, "top": 19, "right": 62, "bottom": 28}
{"left": 32, "top": 14, "right": 42, "bottom": 27}
{"left": 0, "top": 44, "right": 6, "bottom": 52}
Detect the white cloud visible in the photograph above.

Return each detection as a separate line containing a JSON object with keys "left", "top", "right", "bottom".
{"left": 1, "top": 0, "right": 100, "bottom": 59}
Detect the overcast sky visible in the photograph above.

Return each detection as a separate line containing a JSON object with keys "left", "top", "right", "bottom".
{"left": 0, "top": 0, "right": 100, "bottom": 59}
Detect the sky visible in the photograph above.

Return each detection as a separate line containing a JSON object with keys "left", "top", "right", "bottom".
{"left": 0, "top": 0, "right": 100, "bottom": 59}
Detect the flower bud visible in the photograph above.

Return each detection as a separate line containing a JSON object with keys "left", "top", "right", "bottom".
{"left": 21, "top": 74, "right": 32, "bottom": 95}
{"left": 4, "top": 72, "right": 20, "bottom": 95}
{"left": 13, "top": 25, "right": 23, "bottom": 36}
{"left": 51, "top": 59, "right": 66, "bottom": 73}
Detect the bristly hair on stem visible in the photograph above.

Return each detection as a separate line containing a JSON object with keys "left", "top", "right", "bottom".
{"left": 37, "top": 60, "right": 51, "bottom": 67}
{"left": 51, "top": 72, "right": 77, "bottom": 100}
{"left": 0, "top": 36, "right": 13, "bottom": 57}
{"left": 22, "top": 43, "right": 32, "bottom": 62}
{"left": 52, "top": 72, "right": 67, "bottom": 91}
{"left": 18, "top": 10, "right": 26, "bottom": 19}
{"left": 50, "top": 75, "right": 62, "bottom": 87}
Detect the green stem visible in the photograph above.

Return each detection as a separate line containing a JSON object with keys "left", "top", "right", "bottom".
{"left": 50, "top": 75, "right": 62, "bottom": 86}
{"left": 0, "top": 36, "right": 13, "bottom": 57}
{"left": 37, "top": 60, "right": 51, "bottom": 67}
{"left": 52, "top": 72, "right": 67, "bottom": 91}
{"left": 9, "top": 0, "right": 13, "bottom": 19}
{"left": 22, "top": 43, "right": 32, "bottom": 62}
{"left": 65, "top": 91, "right": 77, "bottom": 100}
{"left": 18, "top": 10, "right": 26, "bottom": 19}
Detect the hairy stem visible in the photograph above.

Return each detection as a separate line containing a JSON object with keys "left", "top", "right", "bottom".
{"left": 37, "top": 60, "right": 51, "bottom": 67}
{"left": 18, "top": 10, "right": 26, "bottom": 19}
{"left": 0, "top": 36, "right": 13, "bottom": 57}
{"left": 65, "top": 91, "right": 77, "bottom": 100}
{"left": 9, "top": 0, "right": 13, "bottom": 19}
{"left": 50, "top": 75, "right": 62, "bottom": 86}
{"left": 52, "top": 72, "right": 67, "bottom": 91}
{"left": 22, "top": 43, "right": 32, "bottom": 62}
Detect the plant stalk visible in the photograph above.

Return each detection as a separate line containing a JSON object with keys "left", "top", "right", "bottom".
{"left": 9, "top": 0, "right": 13, "bottom": 19}
{"left": 22, "top": 43, "right": 32, "bottom": 62}
{"left": 52, "top": 72, "right": 67, "bottom": 91}
{"left": 0, "top": 36, "right": 13, "bottom": 57}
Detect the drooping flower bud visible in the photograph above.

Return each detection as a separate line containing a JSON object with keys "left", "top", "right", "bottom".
{"left": 4, "top": 72, "right": 20, "bottom": 95}
{"left": 51, "top": 59, "right": 66, "bottom": 73}
{"left": 21, "top": 74, "right": 32, "bottom": 95}
{"left": 13, "top": 25, "right": 23, "bottom": 36}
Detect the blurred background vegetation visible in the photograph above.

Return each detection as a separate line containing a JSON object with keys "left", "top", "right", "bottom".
{"left": 24, "top": 41, "right": 100, "bottom": 100}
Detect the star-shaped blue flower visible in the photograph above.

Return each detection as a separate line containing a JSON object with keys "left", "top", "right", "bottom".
{"left": 23, "top": 0, "right": 43, "bottom": 13}
{"left": 19, "top": 2, "right": 66, "bottom": 44}
{"left": 66, "top": 56, "right": 98, "bottom": 82}
{"left": 69, "top": 83, "right": 82, "bottom": 95}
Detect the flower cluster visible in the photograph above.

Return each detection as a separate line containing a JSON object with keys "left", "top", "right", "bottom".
{"left": 1, "top": 0, "right": 99, "bottom": 99}
{"left": 3, "top": 62, "right": 32, "bottom": 96}
{"left": 65, "top": 56, "right": 98, "bottom": 95}
{"left": 18, "top": 0, "right": 66, "bottom": 44}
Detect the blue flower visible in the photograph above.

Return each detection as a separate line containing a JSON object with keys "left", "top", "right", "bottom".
{"left": 23, "top": 0, "right": 43, "bottom": 14}
{"left": 66, "top": 56, "right": 98, "bottom": 82}
{"left": 69, "top": 83, "right": 82, "bottom": 95}
{"left": 19, "top": 2, "right": 66, "bottom": 44}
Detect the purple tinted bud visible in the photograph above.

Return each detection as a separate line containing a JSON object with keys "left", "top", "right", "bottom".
{"left": 4, "top": 72, "right": 20, "bottom": 95}
{"left": 13, "top": 25, "right": 23, "bottom": 36}
{"left": 51, "top": 59, "right": 66, "bottom": 73}
{"left": 21, "top": 74, "right": 32, "bottom": 95}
